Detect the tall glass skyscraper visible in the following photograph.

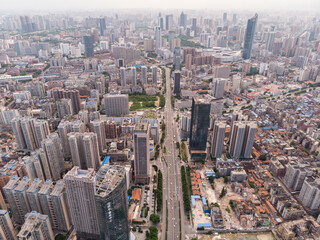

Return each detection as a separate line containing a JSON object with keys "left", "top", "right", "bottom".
{"left": 242, "top": 14, "right": 258, "bottom": 60}
{"left": 95, "top": 165, "right": 129, "bottom": 240}
{"left": 83, "top": 35, "right": 94, "bottom": 58}
{"left": 189, "top": 97, "right": 211, "bottom": 151}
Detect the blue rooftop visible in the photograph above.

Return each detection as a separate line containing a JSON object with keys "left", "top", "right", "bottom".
{"left": 202, "top": 197, "right": 207, "bottom": 206}
{"left": 102, "top": 156, "right": 110, "bottom": 165}
{"left": 197, "top": 223, "right": 212, "bottom": 228}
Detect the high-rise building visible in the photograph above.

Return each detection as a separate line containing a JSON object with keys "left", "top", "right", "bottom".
{"left": 211, "top": 122, "right": 226, "bottom": 158}
{"left": 26, "top": 178, "right": 43, "bottom": 213}
{"left": 165, "top": 15, "right": 173, "bottom": 30}
{"left": 3, "top": 176, "right": 31, "bottom": 225}
{"left": 266, "top": 32, "right": 275, "bottom": 52}
{"left": 299, "top": 176, "right": 320, "bottom": 210}
{"left": 232, "top": 13, "right": 237, "bottom": 25}
{"left": 229, "top": 121, "right": 257, "bottom": 158}
{"left": 37, "top": 180, "right": 53, "bottom": 218}
{"left": 11, "top": 117, "right": 43, "bottom": 151}
{"left": 229, "top": 122, "right": 245, "bottom": 158}
{"left": 83, "top": 35, "right": 94, "bottom": 58}
{"left": 284, "top": 161, "right": 311, "bottom": 191}
{"left": 0, "top": 192, "right": 6, "bottom": 210}
{"left": 169, "top": 38, "right": 181, "bottom": 51}
{"left": 243, "top": 14, "right": 258, "bottom": 60}
{"left": 159, "top": 17, "right": 164, "bottom": 31}
{"left": 143, "top": 39, "right": 155, "bottom": 52}
{"left": 90, "top": 120, "right": 106, "bottom": 154}
{"left": 72, "top": 120, "right": 85, "bottom": 133}
{"left": 99, "top": 18, "right": 106, "bottom": 36}
{"left": 57, "top": 120, "right": 73, "bottom": 158}
{"left": 38, "top": 180, "right": 71, "bottom": 232}
{"left": 223, "top": 12, "right": 228, "bottom": 25}
{"left": 131, "top": 67, "right": 137, "bottom": 86}
{"left": 141, "top": 66, "right": 147, "bottom": 84}
{"left": 33, "top": 120, "right": 50, "bottom": 146}
{"left": 23, "top": 155, "right": 45, "bottom": 181}
{"left": 185, "top": 54, "right": 193, "bottom": 70}
{"left": 104, "top": 94, "right": 129, "bottom": 116}
{"left": 0, "top": 107, "right": 19, "bottom": 125}
{"left": 134, "top": 122, "right": 150, "bottom": 184}
{"left": 155, "top": 26, "right": 161, "bottom": 53}
{"left": 174, "top": 71, "right": 181, "bottom": 94}
{"left": 212, "top": 78, "right": 226, "bottom": 99}
{"left": 173, "top": 47, "right": 181, "bottom": 70}
{"left": 241, "top": 122, "right": 257, "bottom": 158}
{"left": 189, "top": 97, "right": 211, "bottom": 151}
{"left": 64, "top": 89, "right": 81, "bottom": 114}
{"left": 180, "top": 12, "right": 187, "bottom": 28}
{"left": 0, "top": 210, "right": 17, "bottom": 240}
{"left": 18, "top": 211, "right": 54, "bottom": 240}
{"left": 95, "top": 165, "right": 129, "bottom": 240}
{"left": 56, "top": 98, "right": 73, "bottom": 118}
{"left": 49, "top": 181, "right": 72, "bottom": 232}
{"left": 120, "top": 67, "right": 126, "bottom": 86}
{"left": 152, "top": 66, "right": 158, "bottom": 84}
{"left": 192, "top": 18, "right": 197, "bottom": 35}
{"left": 105, "top": 120, "right": 118, "bottom": 139}
{"left": 64, "top": 166, "right": 129, "bottom": 239}
{"left": 32, "top": 149, "right": 52, "bottom": 180}
{"left": 41, "top": 133, "right": 64, "bottom": 181}
{"left": 68, "top": 132, "right": 100, "bottom": 170}
{"left": 64, "top": 167, "right": 99, "bottom": 239}
{"left": 51, "top": 88, "right": 81, "bottom": 114}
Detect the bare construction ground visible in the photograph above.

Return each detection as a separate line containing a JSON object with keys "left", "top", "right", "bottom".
{"left": 198, "top": 232, "right": 274, "bottom": 240}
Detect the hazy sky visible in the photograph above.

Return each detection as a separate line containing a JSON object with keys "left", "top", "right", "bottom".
{"left": 1, "top": 0, "right": 320, "bottom": 12}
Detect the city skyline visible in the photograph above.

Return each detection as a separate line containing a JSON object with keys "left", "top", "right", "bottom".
{"left": 1, "top": 0, "right": 320, "bottom": 12}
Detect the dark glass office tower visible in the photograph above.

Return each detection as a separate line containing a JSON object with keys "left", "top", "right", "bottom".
{"left": 180, "top": 12, "right": 187, "bottom": 28}
{"left": 242, "top": 14, "right": 258, "bottom": 60}
{"left": 83, "top": 35, "right": 94, "bottom": 57}
{"left": 174, "top": 71, "right": 181, "bottom": 94}
{"left": 192, "top": 18, "right": 197, "bottom": 35}
{"left": 223, "top": 12, "right": 228, "bottom": 25}
{"left": 99, "top": 18, "right": 106, "bottom": 36}
{"left": 95, "top": 165, "right": 129, "bottom": 240}
{"left": 189, "top": 97, "right": 211, "bottom": 151}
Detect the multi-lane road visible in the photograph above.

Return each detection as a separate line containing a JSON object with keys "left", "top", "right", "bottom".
{"left": 160, "top": 67, "right": 183, "bottom": 240}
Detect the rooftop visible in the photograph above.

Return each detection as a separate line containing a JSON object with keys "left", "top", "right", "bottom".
{"left": 64, "top": 166, "right": 95, "bottom": 180}
{"left": 95, "top": 165, "right": 126, "bottom": 197}
{"left": 50, "top": 181, "right": 65, "bottom": 197}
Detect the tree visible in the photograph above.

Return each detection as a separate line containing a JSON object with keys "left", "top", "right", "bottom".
{"left": 219, "top": 187, "right": 227, "bottom": 199}
{"left": 127, "top": 189, "right": 132, "bottom": 195}
{"left": 55, "top": 234, "right": 67, "bottom": 240}
{"left": 150, "top": 214, "right": 160, "bottom": 223}
{"left": 208, "top": 176, "right": 214, "bottom": 184}
{"left": 224, "top": 176, "right": 229, "bottom": 184}
{"left": 258, "top": 154, "right": 267, "bottom": 161}
{"left": 146, "top": 226, "right": 158, "bottom": 240}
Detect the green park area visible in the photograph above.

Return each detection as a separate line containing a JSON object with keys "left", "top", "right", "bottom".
{"left": 129, "top": 94, "right": 165, "bottom": 111}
